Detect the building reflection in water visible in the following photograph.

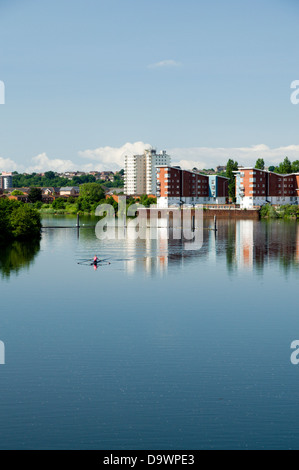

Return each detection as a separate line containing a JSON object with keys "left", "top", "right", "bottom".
{"left": 73, "top": 216, "right": 299, "bottom": 275}
{"left": 122, "top": 220, "right": 299, "bottom": 275}
{"left": 233, "top": 220, "right": 299, "bottom": 273}
{"left": 125, "top": 228, "right": 170, "bottom": 276}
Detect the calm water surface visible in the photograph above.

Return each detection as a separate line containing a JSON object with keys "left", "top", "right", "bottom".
{"left": 1, "top": 216, "right": 299, "bottom": 450}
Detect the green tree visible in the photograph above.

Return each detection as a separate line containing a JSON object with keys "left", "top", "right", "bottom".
{"left": 226, "top": 159, "right": 239, "bottom": 201}
{"left": 291, "top": 160, "right": 299, "bottom": 173}
{"left": 52, "top": 198, "right": 66, "bottom": 210}
{"left": 44, "top": 171, "right": 56, "bottom": 180}
{"left": 11, "top": 190, "right": 24, "bottom": 196}
{"left": 33, "top": 201, "right": 43, "bottom": 209}
{"left": 9, "top": 205, "right": 42, "bottom": 239}
{"left": 76, "top": 197, "right": 92, "bottom": 213}
{"left": 139, "top": 194, "right": 157, "bottom": 207}
{"left": 79, "top": 183, "right": 105, "bottom": 203}
{"left": 28, "top": 187, "right": 42, "bottom": 203}
{"left": 276, "top": 157, "right": 292, "bottom": 174}
{"left": 0, "top": 199, "right": 12, "bottom": 241}
{"left": 255, "top": 158, "right": 265, "bottom": 170}
{"left": 268, "top": 166, "right": 275, "bottom": 172}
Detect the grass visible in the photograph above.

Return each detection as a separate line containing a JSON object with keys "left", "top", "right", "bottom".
{"left": 39, "top": 203, "right": 79, "bottom": 215}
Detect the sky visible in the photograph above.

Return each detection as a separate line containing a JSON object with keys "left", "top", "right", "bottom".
{"left": 0, "top": 0, "right": 299, "bottom": 172}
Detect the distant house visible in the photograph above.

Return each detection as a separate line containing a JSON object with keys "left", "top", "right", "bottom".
{"left": 105, "top": 188, "right": 124, "bottom": 196}
{"left": 8, "top": 195, "right": 29, "bottom": 203}
{"left": 216, "top": 166, "right": 227, "bottom": 173}
{"left": 59, "top": 187, "right": 80, "bottom": 197}
{"left": 42, "top": 187, "right": 60, "bottom": 197}
{"left": 100, "top": 171, "right": 114, "bottom": 181}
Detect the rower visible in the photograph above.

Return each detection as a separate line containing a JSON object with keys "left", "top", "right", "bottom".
{"left": 93, "top": 256, "right": 99, "bottom": 264}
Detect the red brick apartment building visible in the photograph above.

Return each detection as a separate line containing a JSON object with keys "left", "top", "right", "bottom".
{"left": 235, "top": 168, "right": 299, "bottom": 208}
{"left": 156, "top": 166, "right": 228, "bottom": 208}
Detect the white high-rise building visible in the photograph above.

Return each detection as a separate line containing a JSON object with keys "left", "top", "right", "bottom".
{"left": 145, "top": 149, "right": 171, "bottom": 195}
{"left": 124, "top": 149, "right": 171, "bottom": 196}
{"left": 0, "top": 172, "right": 13, "bottom": 190}
{"left": 124, "top": 154, "right": 147, "bottom": 195}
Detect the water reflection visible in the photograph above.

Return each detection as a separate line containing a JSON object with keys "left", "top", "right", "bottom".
{"left": 0, "top": 240, "right": 41, "bottom": 278}
{"left": 72, "top": 217, "right": 299, "bottom": 275}
{"left": 118, "top": 220, "right": 299, "bottom": 275}
{"left": 232, "top": 220, "right": 299, "bottom": 273}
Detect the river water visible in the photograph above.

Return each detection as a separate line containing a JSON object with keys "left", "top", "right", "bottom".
{"left": 1, "top": 216, "right": 299, "bottom": 449}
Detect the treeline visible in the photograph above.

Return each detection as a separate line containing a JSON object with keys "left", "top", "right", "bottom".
{"left": 0, "top": 199, "right": 42, "bottom": 242}
{"left": 39, "top": 183, "right": 157, "bottom": 214}
{"left": 260, "top": 204, "right": 299, "bottom": 219}
{"left": 254, "top": 157, "right": 299, "bottom": 174}
{"left": 12, "top": 170, "right": 124, "bottom": 189}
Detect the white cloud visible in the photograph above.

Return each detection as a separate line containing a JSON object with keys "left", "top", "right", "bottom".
{"left": 169, "top": 144, "right": 299, "bottom": 170}
{"left": 1, "top": 143, "right": 299, "bottom": 175}
{"left": 26, "top": 153, "right": 77, "bottom": 173}
{"left": 0, "top": 156, "right": 19, "bottom": 172}
{"left": 147, "top": 59, "right": 182, "bottom": 69}
{"left": 78, "top": 142, "right": 152, "bottom": 171}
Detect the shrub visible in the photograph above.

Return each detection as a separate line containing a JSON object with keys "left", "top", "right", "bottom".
{"left": 9, "top": 205, "right": 41, "bottom": 240}
{"left": 52, "top": 198, "right": 66, "bottom": 210}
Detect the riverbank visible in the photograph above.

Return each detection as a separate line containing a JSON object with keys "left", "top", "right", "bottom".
{"left": 38, "top": 203, "right": 299, "bottom": 221}
{"left": 260, "top": 204, "right": 299, "bottom": 219}
{"left": 39, "top": 203, "right": 96, "bottom": 216}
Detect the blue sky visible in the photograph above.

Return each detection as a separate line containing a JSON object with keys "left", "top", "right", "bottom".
{"left": 0, "top": 0, "right": 299, "bottom": 171}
